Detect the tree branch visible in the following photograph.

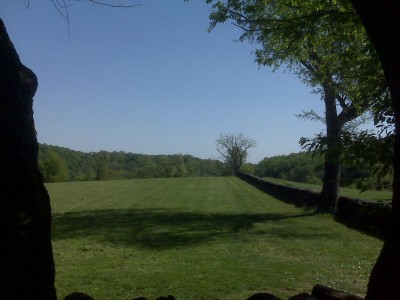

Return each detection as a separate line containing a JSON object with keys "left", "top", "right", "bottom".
{"left": 46, "top": 0, "right": 140, "bottom": 41}
{"left": 84, "top": 0, "right": 140, "bottom": 8}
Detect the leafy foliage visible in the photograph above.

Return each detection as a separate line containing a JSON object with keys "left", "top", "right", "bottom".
{"left": 255, "top": 152, "right": 324, "bottom": 184}
{"left": 207, "top": 0, "right": 391, "bottom": 195}
{"left": 38, "top": 144, "right": 227, "bottom": 182}
{"left": 299, "top": 117, "right": 394, "bottom": 191}
{"left": 38, "top": 149, "right": 70, "bottom": 182}
{"left": 254, "top": 151, "right": 392, "bottom": 190}
{"left": 341, "top": 130, "right": 394, "bottom": 191}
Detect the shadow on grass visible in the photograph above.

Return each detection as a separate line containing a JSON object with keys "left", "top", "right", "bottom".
{"left": 52, "top": 208, "right": 318, "bottom": 250}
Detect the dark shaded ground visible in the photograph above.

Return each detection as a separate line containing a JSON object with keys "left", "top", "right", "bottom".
{"left": 52, "top": 208, "right": 317, "bottom": 250}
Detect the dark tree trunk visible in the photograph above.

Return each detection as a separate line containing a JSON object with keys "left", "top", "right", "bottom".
{"left": 0, "top": 19, "right": 56, "bottom": 299}
{"left": 349, "top": 1, "right": 400, "bottom": 299}
{"left": 319, "top": 83, "right": 341, "bottom": 213}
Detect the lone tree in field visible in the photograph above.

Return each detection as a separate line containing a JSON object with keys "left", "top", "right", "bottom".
{"left": 216, "top": 133, "right": 256, "bottom": 174}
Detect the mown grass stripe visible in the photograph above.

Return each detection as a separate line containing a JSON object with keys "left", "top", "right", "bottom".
{"left": 48, "top": 177, "right": 382, "bottom": 299}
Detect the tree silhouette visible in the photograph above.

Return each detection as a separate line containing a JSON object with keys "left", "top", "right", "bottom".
{"left": 216, "top": 133, "right": 256, "bottom": 174}
{"left": 0, "top": 1, "right": 137, "bottom": 298}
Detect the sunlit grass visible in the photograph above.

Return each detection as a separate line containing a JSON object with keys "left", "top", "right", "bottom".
{"left": 48, "top": 177, "right": 382, "bottom": 299}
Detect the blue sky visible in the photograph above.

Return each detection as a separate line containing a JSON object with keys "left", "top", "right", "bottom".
{"left": 1, "top": 1, "right": 327, "bottom": 163}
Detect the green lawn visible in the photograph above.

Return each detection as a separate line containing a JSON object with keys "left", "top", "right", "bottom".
{"left": 262, "top": 177, "right": 392, "bottom": 201}
{"left": 48, "top": 177, "right": 382, "bottom": 299}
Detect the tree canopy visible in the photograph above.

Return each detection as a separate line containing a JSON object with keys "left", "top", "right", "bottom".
{"left": 206, "top": 0, "right": 389, "bottom": 212}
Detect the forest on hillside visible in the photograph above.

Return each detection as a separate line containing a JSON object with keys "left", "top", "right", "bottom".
{"left": 38, "top": 144, "right": 391, "bottom": 190}
{"left": 254, "top": 152, "right": 393, "bottom": 190}
{"left": 38, "top": 144, "right": 228, "bottom": 182}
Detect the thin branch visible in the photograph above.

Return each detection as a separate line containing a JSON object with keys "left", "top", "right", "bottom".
{"left": 50, "top": 0, "right": 71, "bottom": 41}
{"left": 48, "top": 0, "right": 140, "bottom": 41}
{"left": 85, "top": 0, "right": 140, "bottom": 8}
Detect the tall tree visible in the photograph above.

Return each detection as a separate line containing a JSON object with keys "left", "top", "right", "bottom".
{"left": 348, "top": 1, "right": 400, "bottom": 299}
{"left": 0, "top": 1, "right": 138, "bottom": 298}
{"left": 216, "top": 133, "right": 256, "bottom": 174}
{"left": 208, "top": 0, "right": 400, "bottom": 297}
{"left": 0, "top": 19, "right": 56, "bottom": 299}
{"left": 206, "top": 0, "right": 385, "bottom": 212}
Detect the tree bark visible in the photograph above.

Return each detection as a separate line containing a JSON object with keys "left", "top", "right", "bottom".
{"left": 319, "top": 83, "right": 341, "bottom": 213}
{"left": 0, "top": 19, "right": 56, "bottom": 299}
{"left": 349, "top": 1, "right": 400, "bottom": 299}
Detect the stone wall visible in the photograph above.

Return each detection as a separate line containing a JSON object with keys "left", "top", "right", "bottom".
{"left": 236, "top": 172, "right": 391, "bottom": 238}
{"left": 64, "top": 284, "right": 365, "bottom": 299}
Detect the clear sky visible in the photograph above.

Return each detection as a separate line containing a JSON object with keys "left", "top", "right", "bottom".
{"left": 1, "top": 0, "right": 327, "bottom": 163}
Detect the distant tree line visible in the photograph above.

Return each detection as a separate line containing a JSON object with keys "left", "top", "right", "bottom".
{"left": 38, "top": 144, "right": 228, "bottom": 183}
{"left": 254, "top": 152, "right": 324, "bottom": 184}
{"left": 254, "top": 152, "right": 392, "bottom": 190}
{"left": 38, "top": 143, "right": 393, "bottom": 189}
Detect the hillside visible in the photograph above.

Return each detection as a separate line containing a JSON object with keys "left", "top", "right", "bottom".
{"left": 38, "top": 144, "right": 227, "bottom": 182}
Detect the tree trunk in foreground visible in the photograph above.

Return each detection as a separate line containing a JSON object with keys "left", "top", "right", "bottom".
{"left": 319, "top": 83, "right": 341, "bottom": 213}
{"left": 0, "top": 19, "right": 56, "bottom": 299}
{"left": 349, "top": 1, "right": 400, "bottom": 299}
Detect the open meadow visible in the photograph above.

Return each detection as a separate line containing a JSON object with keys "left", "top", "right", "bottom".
{"left": 48, "top": 177, "right": 383, "bottom": 299}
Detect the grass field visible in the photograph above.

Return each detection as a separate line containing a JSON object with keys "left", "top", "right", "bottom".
{"left": 262, "top": 177, "right": 392, "bottom": 201}
{"left": 48, "top": 177, "right": 383, "bottom": 299}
